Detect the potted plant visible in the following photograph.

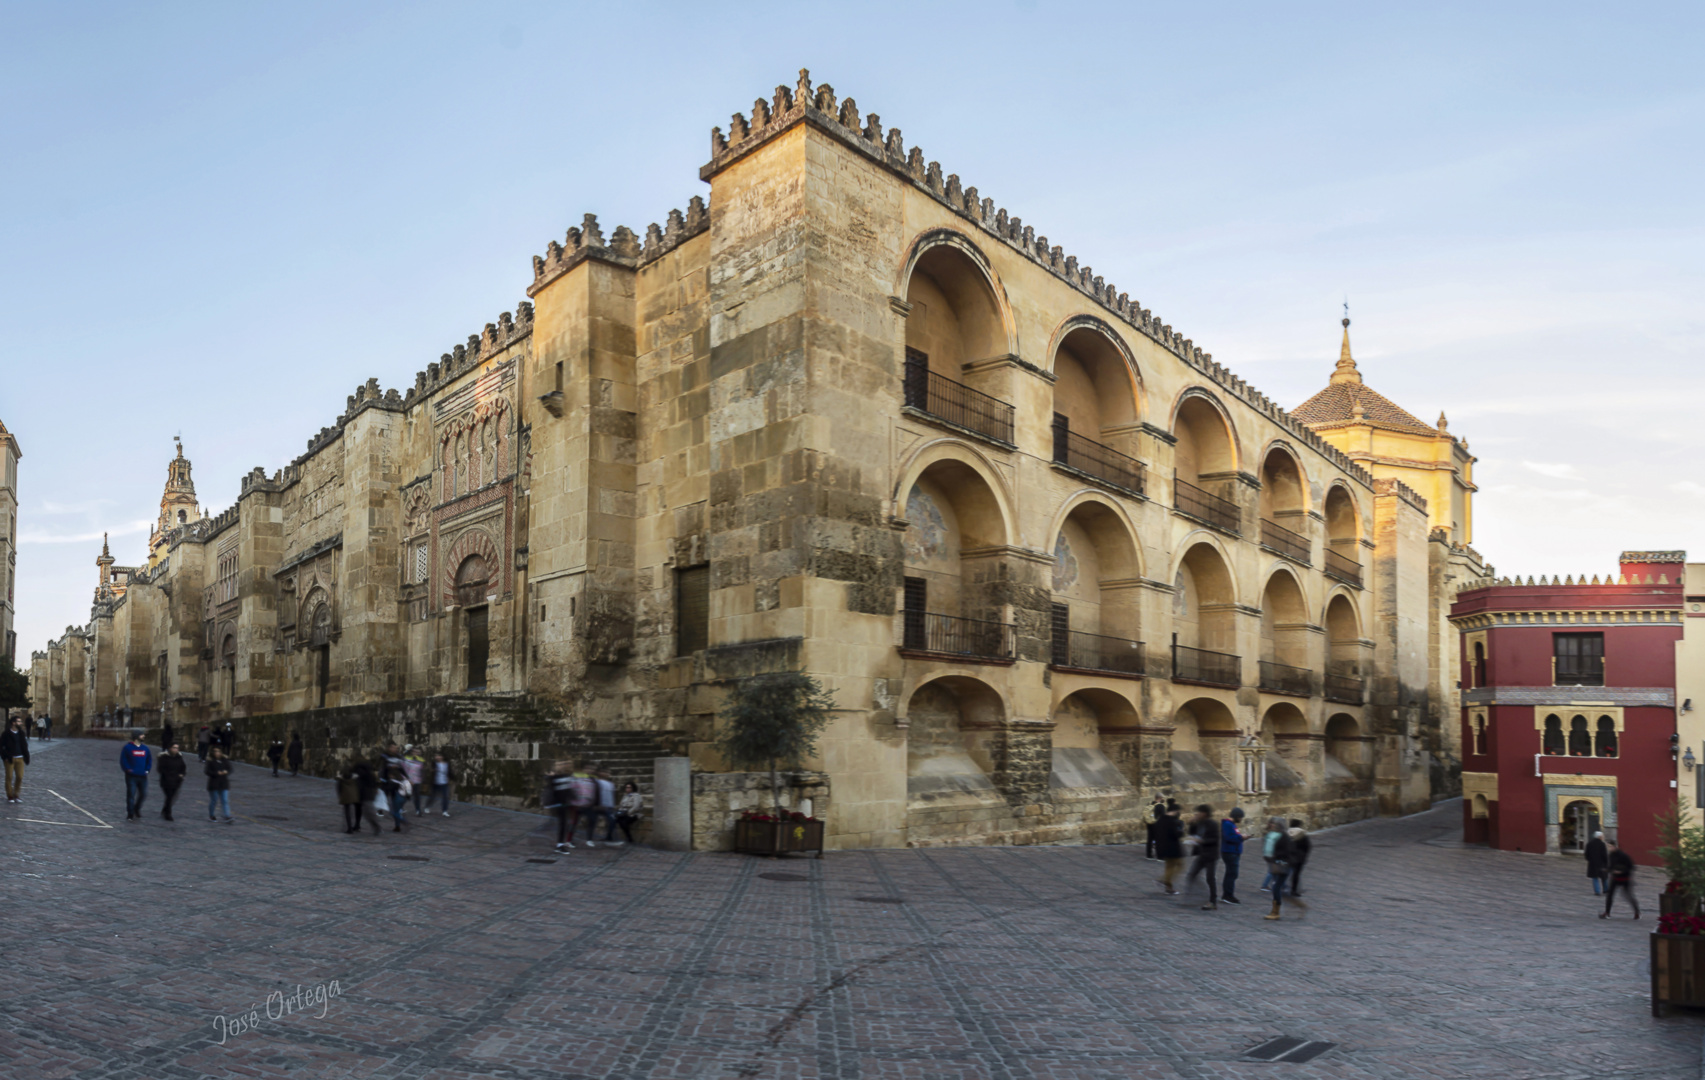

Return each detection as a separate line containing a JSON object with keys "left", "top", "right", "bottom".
{"left": 715, "top": 670, "right": 834, "bottom": 858}
{"left": 1652, "top": 799, "right": 1705, "bottom": 1015}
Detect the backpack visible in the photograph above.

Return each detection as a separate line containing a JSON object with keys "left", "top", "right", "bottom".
{"left": 567, "top": 776, "right": 597, "bottom": 808}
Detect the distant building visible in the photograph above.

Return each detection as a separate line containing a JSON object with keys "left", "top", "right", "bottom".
{"left": 0, "top": 418, "right": 19, "bottom": 668}
{"left": 1451, "top": 552, "right": 1686, "bottom": 864}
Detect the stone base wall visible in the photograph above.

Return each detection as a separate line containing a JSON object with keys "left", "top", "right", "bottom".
{"left": 691, "top": 770, "right": 831, "bottom": 852}
{"left": 145, "top": 693, "right": 683, "bottom": 814}
{"left": 906, "top": 785, "right": 1151, "bottom": 848}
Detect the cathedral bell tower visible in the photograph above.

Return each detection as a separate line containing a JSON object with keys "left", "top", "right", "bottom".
{"left": 149, "top": 438, "right": 202, "bottom": 558}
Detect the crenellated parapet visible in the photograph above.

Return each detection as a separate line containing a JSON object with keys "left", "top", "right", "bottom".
{"left": 528, "top": 198, "right": 709, "bottom": 297}
{"left": 1461, "top": 572, "right": 1680, "bottom": 590}
{"left": 703, "top": 69, "right": 1387, "bottom": 496}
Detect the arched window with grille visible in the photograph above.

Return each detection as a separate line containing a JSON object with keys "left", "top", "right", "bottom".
{"left": 1568, "top": 714, "right": 1591, "bottom": 756}
{"left": 1472, "top": 714, "right": 1487, "bottom": 756}
{"left": 1594, "top": 716, "right": 1618, "bottom": 757}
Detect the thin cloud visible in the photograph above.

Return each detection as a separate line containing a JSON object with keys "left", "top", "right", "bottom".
{"left": 1521, "top": 461, "right": 1581, "bottom": 480}
{"left": 18, "top": 519, "right": 151, "bottom": 545}
{"left": 1672, "top": 481, "right": 1705, "bottom": 498}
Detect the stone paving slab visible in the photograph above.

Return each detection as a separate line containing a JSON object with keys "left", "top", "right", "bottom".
{"left": 0, "top": 737, "right": 1699, "bottom": 1079}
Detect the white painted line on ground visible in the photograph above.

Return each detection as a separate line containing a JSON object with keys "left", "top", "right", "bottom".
{"left": 48, "top": 788, "right": 112, "bottom": 828}
{"left": 15, "top": 817, "right": 112, "bottom": 828}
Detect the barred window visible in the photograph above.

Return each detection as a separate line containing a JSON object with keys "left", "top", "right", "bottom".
{"left": 414, "top": 543, "right": 429, "bottom": 584}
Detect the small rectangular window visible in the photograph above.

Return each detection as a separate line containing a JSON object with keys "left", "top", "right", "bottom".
{"left": 555, "top": 361, "right": 564, "bottom": 394}
{"left": 539, "top": 605, "right": 547, "bottom": 623}
{"left": 1050, "top": 602, "right": 1071, "bottom": 667}
{"left": 676, "top": 565, "right": 710, "bottom": 656}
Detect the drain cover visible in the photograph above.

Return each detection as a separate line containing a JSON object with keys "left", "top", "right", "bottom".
{"left": 255, "top": 815, "right": 289, "bottom": 821}
{"left": 386, "top": 855, "right": 430, "bottom": 862}
{"left": 1383, "top": 897, "right": 1415, "bottom": 903}
{"left": 759, "top": 872, "right": 808, "bottom": 882}
{"left": 1243, "top": 1037, "right": 1336, "bottom": 1063}
{"left": 853, "top": 896, "right": 904, "bottom": 904}
{"left": 526, "top": 858, "right": 558, "bottom": 864}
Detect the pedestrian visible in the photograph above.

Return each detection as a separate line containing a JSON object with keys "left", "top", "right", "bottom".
{"left": 1260, "top": 816, "right": 1285, "bottom": 894}
{"left": 161, "top": 720, "right": 175, "bottom": 754}
{"left": 589, "top": 767, "right": 619, "bottom": 845}
{"left": 1, "top": 716, "right": 31, "bottom": 802}
{"left": 613, "top": 781, "right": 643, "bottom": 844}
{"left": 205, "top": 747, "right": 233, "bottom": 823}
{"left": 569, "top": 764, "right": 600, "bottom": 846}
{"left": 1600, "top": 839, "right": 1639, "bottom": 919}
{"left": 1145, "top": 794, "right": 1165, "bottom": 860}
{"left": 1584, "top": 830, "right": 1609, "bottom": 896}
{"left": 37, "top": 714, "right": 49, "bottom": 742}
{"left": 431, "top": 751, "right": 454, "bottom": 817}
{"left": 287, "top": 732, "right": 304, "bottom": 777}
{"left": 267, "top": 738, "right": 285, "bottom": 777}
{"left": 1264, "top": 821, "right": 1310, "bottom": 921}
{"left": 120, "top": 729, "right": 153, "bottom": 820}
{"left": 158, "top": 743, "right": 186, "bottom": 821}
{"left": 1287, "top": 819, "right": 1312, "bottom": 897}
{"left": 380, "top": 743, "right": 409, "bottom": 831}
{"left": 546, "top": 759, "right": 578, "bottom": 852}
{"left": 196, "top": 726, "right": 211, "bottom": 761}
{"left": 404, "top": 746, "right": 428, "bottom": 816}
{"left": 348, "top": 758, "right": 382, "bottom": 834}
{"left": 336, "top": 762, "right": 363, "bottom": 833}
{"left": 42, "top": 715, "right": 52, "bottom": 742}
{"left": 1155, "top": 802, "right": 1185, "bottom": 894}
{"left": 218, "top": 721, "right": 235, "bottom": 754}
{"left": 1220, "top": 806, "right": 1246, "bottom": 904}
{"left": 1183, "top": 804, "right": 1221, "bottom": 910}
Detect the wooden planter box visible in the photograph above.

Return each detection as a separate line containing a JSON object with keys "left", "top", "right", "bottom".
{"left": 734, "top": 818, "right": 825, "bottom": 858}
{"left": 1651, "top": 932, "right": 1705, "bottom": 1016}
{"left": 1660, "top": 892, "right": 1700, "bottom": 916}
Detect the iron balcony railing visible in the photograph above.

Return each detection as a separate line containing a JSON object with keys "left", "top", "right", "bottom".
{"left": 1171, "top": 638, "right": 1241, "bottom": 688}
{"left": 1324, "top": 548, "right": 1363, "bottom": 588}
{"left": 1259, "top": 660, "right": 1313, "bottom": 697}
{"left": 1051, "top": 629, "right": 1145, "bottom": 676}
{"left": 901, "top": 611, "right": 1015, "bottom": 661}
{"left": 1260, "top": 519, "right": 1310, "bottom": 564}
{"left": 903, "top": 354, "right": 1015, "bottom": 444}
{"left": 1052, "top": 420, "right": 1146, "bottom": 496}
{"left": 1174, "top": 477, "right": 1240, "bottom": 534}
{"left": 1324, "top": 670, "right": 1365, "bottom": 705}
{"left": 1555, "top": 656, "right": 1605, "bottom": 686}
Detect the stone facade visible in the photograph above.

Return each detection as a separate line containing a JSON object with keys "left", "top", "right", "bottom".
{"left": 1, "top": 419, "right": 17, "bottom": 673}
{"left": 32, "top": 70, "right": 1477, "bottom": 848}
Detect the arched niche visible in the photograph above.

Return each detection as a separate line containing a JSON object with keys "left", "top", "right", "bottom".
{"left": 1259, "top": 568, "right": 1310, "bottom": 668}
{"left": 1048, "top": 496, "right": 1144, "bottom": 669}
{"left": 902, "top": 232, "right": 1012, "bottom": 378}
{"left": 905, "top": 675, "right": 1006, "bottom": 799}
{"left": 1049, "top": 687, "right": 1138, "bottom": 791}
{"left": 1172, "top": 696, "right": 1240, "bottom": 787}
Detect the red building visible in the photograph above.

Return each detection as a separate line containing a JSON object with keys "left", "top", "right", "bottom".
{"left": 1450, "top": 551, "right": 1685, "bottom": 865}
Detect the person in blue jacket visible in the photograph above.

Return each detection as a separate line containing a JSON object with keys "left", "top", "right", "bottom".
{"left": 1220, "top": 806, "right": 1246, "bottom": 904}
{"left": 120, "top": 730, "right": 154, "bottom": 820}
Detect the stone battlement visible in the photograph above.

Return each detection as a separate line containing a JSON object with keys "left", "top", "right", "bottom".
{"left": 701, "top": 69, "right": 1392, "bottom": 500}
{"left": 528, "top": 197, "right": 710, "bottom": 296}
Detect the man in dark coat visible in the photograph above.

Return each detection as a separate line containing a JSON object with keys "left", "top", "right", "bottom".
{"left": 1155, "top": 804, "right": 1185, "bottom": 894}
{"left": 161, "top": 722, "right": 175, "bottom": 754}
{"left": 1287, "top": 819, "right": 1313, "bottom": 897}
{"left": 157, "top": 743, "right": 187, "bottom": 821}
{"left": 1, "top": 716, "right": 31, "bottom": 802}
{"left": 1601, "top": 839, "right": 1639, "bottom": 919}
{"left": 267, "top": 738, "right": 285, "bottom": 776}
{"left": 1184, "top": 805, "right": 1222, "bottom": 910}
{"left": 1584, "top": 831, "right": 1609, "bottom": 895}
{"left": 287, "top": 733, "right": 304, "bottom": 777}
{"left": 1145, "top": 795, "right": 1165, "bottom": 860}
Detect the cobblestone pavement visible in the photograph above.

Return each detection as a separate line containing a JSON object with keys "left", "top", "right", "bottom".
{"left": 1, "top": 738, "right": 1699, "bottom": 1080}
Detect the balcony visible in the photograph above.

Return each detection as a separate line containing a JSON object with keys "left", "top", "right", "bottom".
{"left": 1171, "top": 640, "right": 1241, "bottom": 688}
{"left": 1258, "top": 660, "right": 1313, "bottom": 698}
{"left": 1324, "top": 669, "right": 1365, "bottom": 705}
{"left": 1052, "top": 420, "right": 1145, "bottom": 497}
{"left": 1324, "top": 548, "right": 1363, "bottom": 588}
{"left": 1050, "top": 629, "right": 1145, "bottom": 678}
{"left": 903, "top": 353, "right": 1015, "bottom": 445}
{"left": 1260, "top": 519, "right": 1310, "bottom": 565}
{"left": 900, "top": 611, "right": 1015, "bottom": 663}
{"left": 1174, "top": 477, "right": 1240, "bottom": 535}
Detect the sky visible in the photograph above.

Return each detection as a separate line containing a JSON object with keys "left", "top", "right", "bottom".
{"left": 3, "top": 1, "right": 1702, "bottom": 658}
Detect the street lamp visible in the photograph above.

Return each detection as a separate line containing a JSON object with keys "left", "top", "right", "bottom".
{"left": 1685, "top": 747, "right": 1697, "bottom": 772}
